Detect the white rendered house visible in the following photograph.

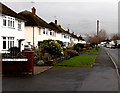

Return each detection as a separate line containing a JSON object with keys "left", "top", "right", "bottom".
{"left": 19, "top": 7, "right": 58, "bottom": 47}
{"left": 0, "top": 2, "right": 25, "bottom": 53}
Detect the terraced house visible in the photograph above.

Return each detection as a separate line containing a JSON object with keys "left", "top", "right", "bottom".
{"left": 0, "top": 2, "right": 26, "bottom": 53}
{"left": 0, "top": 3, "right": 84, "bottom": 51}
{"left": 49, "top": 21, "right": 72, "bottom": 46}
{"left": 19, "top": 7, "right": 58, "bottom": 47}
{"left": 19, "top": 7, "right": 81, "bottom": 47}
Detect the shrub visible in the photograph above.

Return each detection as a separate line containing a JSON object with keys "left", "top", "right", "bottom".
{"left": 9, "top": 47, "right": 20, "bottom": 56}
{"left": 40, "top": 40, "right": 64, "bottom": 57}
{"left": 65, "top": 49, "right": 79, "bottom": 57}
{"left": 73, "top": 43, "right": 85, "bottom": 52}
{"left": 66, "top": 46, "right": 73, "bottom": 50}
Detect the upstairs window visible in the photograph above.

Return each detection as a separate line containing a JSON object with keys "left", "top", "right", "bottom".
{"left": 8, "top": 17, "right": 12, "bottom": 27}
{"left": 3, "top": 17, "right": 7, "bottom": 26}
{"left": 43, "top": 28, "right": 45, "bottom": 34}
{"left": 46, "top": 29, "right": 48, "bottom": 35}
{"left": 53, "top": 32, "right": 55, "bottom": 36}
{"left": 18, "top": 21, "right": 22, "bottom": 30}
{"left": 3, "top": 16, "right": 15, "bottom": 28}
{"left": 50, "top": 31, "right": 52, "bottom": 36}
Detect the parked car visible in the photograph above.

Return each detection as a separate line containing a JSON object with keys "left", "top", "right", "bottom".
{"left": 111, "top": 45, "right": 116, "bottom": 49}
{"left": 24, "top": 45, "right": 32, "bottom": 51}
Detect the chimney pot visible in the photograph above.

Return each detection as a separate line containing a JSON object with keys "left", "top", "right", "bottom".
{"left": 68, "top": 29, "right": 69, "bottom": 32}
{"left": 55, "top": 20, "right": 57, "bottom": 24}
{"left": 59, "top": 25, "right": 61, "bottom": 27}
{"left": 32, "top": 7, "right": 36, "bottom": 15}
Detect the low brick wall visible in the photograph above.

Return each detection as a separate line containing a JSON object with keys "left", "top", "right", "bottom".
{"left": 2, "top": 51, "right": 34, "bottom": 75}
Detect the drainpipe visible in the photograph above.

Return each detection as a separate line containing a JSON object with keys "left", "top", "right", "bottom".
{"left": 33, "top": 26, "right": 34, "bottom": 48}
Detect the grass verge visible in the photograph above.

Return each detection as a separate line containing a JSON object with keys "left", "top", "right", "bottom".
{"left": 82, "top": 48, "right": 100, "bottom": 54}
{"left": 56, "top": 48, "right": 101, "bottom": 67}
{"left": 56, "top": 55, "right": 97, "bottom": 67}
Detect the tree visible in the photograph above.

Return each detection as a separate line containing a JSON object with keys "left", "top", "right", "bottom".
{"left": 86, "top": 29, "right": 108, "bottom": 44}
{"left": 98, "top": 29, "right": 108, "bottom": 42}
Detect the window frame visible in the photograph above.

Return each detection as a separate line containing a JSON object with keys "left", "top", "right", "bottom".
{"left": 18, "top": 20, "right": 22, "bottom": 30}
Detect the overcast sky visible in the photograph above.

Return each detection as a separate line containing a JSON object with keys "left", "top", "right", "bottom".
{"left": 1, "top": 0, "right": 119, "bottom": 36}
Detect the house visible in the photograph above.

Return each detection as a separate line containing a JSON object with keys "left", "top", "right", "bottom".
{"left": 0, "top": 2, "right": 26, "bottom": 53}
{"left": 49, "top": 21, "right": 73, "bottom": 46}
{"left": 19, "top": 7, "right": 58, "bottom": 47}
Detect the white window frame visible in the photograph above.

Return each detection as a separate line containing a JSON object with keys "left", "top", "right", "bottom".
{"left": 43, "top": 28, "right": 46, "bottom": 34}
{"left": 2, "top": 36, "right": 14, "bottom": 50}
{"left": 3, "top": 16, "right": 15, "bottom": 28}
{"left": 3, "top": 16, "right": 7, "bottom": 26}
{"left": 18, "top": 20, "right": 22, "bottom": 30}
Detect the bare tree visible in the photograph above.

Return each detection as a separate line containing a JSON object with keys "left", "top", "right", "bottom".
{"left": 85, "top": 29, "right": 108, "bottom": 44}
{"left": 98, "top": 29, "right": 108, "bottom": 42}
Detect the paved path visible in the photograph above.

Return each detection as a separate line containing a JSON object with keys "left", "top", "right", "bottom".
{"left": 2, "top": 48, "right": 119, "bottom": 91}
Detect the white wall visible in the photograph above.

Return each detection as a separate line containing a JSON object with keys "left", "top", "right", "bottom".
{"left": 0, "top": 14, "right": 25, "bottom": 53}
{"left": 24, "top": 26, "right": 57, "bottom": 47}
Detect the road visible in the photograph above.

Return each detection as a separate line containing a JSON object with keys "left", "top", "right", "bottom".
{"left": 104, "top": 47, "right": 120, "bottom": 68}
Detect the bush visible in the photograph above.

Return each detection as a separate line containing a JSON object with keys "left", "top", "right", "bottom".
{"left": 65, "top": 49, "right": 79, "bottom": 58}
{"left": 9, "top": 47, "right": 20, "bottom": 56}
{"left": 40, "top": 40, "right": 64, "bottom": 57}
{"left": 73, "top": 43, "right": 85, "bottom": 52}
{"left": 66, "top": 46, "right": 73, "bottom": 50}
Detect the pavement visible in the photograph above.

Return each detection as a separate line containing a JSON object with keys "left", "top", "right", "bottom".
{"left": 34, "top": 66, "right": 53, "bottom": 75}
{"left": 2, "top": 47, "right": 119, "bottom": 91}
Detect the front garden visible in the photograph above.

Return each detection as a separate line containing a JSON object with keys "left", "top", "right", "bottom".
{"left": 34, "top": 40, "right": 100, "bottom": 67}
{"left": 56, "top": 48, "right": 100, "bottom": 67}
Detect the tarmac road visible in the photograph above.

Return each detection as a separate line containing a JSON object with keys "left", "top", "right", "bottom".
{"left": 105, "top": 47, "right": 120, "bottom": 68}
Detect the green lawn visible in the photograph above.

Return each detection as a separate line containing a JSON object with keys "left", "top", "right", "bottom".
{"left": 82, "top": 48, "right": 100, "bottom": 55}
{"left": 56, "top": 55, "right": 97, "bottom": 67}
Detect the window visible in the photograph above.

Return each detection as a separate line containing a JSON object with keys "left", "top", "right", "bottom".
{"left": 53, "top": 32, "right": 55, "bottom": 36}
{"left": 8, "top": 37, "right": 14, "bottom": 49}
{"left": 46, "top": 29, "right": 48, "bottom": 35}
{"left": 3, "top": 37, "right": 6, "bottom": 49}
{"left": 39, "top": 28, "right": 41, "bottom": 35}
{"left": 8, "top": 17, "right": 12, "bottom": 27}
{"left": 18, "top": 21, "right": 21, "bottom": 30}
{"left": 3, "top": 17, "right": 7, "bottom": 26}
{"left": 43, "top": 28, "right": 45, "bottom": 34}
{"left": 3, "top": 16, "right": 15, "bottom": 28}
{"left": 50, "top": 31, "right": 52, "bottom": 36}
{"left": 2, "top": 37, "right": 14, "bottom": 50}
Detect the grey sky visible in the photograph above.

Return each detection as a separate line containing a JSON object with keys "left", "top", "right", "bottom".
{"left": 2, "top": 1, "right": 118, "bottom": 36}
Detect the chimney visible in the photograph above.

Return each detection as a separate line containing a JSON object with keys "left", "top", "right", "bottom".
{"left": 32, "top": 7, "right": 36, "bottom": 15}
{"left": 55, "top": 20, "right": 57, "bottom": 24}
{"left": 68, "top": 29, "right": 69, "bottom": 32}
{"left": 59, "top": 25, "right": 61, "bottom": 27}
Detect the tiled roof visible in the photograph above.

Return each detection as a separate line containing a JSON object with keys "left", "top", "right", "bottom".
{"left": 49, "top": 22, "right": 68, "bottom": 34}
{"left": 19, "top": 10, "right": 53, "bottom": 29}
{"left": 0, "top": 2, "right": 26, "bottom": 20}
{"left": 49, "top": 22, "right": 83, "bottom": 40}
